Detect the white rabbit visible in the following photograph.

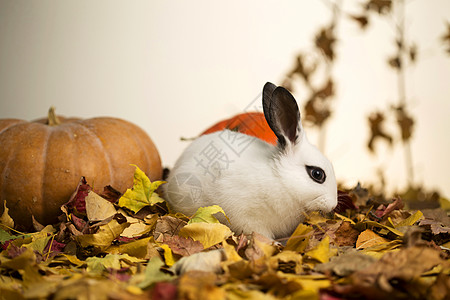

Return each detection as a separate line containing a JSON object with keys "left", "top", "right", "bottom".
{"left": 165, "top": 82, "right": 337, "bottom": 239}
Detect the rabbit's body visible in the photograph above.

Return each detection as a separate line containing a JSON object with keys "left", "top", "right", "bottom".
{"left": 165, "top": 83, "right": 337, "bottom": 239}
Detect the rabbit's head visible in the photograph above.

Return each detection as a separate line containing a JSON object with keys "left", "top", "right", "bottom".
{"left": 263, "top": 82, "right": 337, "bottom": 215}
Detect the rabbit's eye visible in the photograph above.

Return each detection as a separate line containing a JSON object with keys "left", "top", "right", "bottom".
{"left": 306, "top": 166, "right": 326, "bottom": 184}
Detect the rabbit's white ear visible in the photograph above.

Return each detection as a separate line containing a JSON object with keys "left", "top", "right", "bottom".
{"left": 263, "top": 83, "right": 300, "bottom": 149}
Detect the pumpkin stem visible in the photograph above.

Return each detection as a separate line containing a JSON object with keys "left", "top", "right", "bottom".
{"left": 47, "top": 107, "right": 61, "bottom": 126}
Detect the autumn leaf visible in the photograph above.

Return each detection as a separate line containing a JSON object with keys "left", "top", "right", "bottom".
{"left": 64, "top": 176, "right": 91, "bottom": 214}
{"left": 159, "top": 244, "right": 175, "bottom": 267}
{"left": 304, "top": 235, "right": 337, "bottom": 264}
{"left": 85, "top": 191, "right": 117, "bottom": 221}
{"left": 134, "top": 256, "right": 173, "bottom": 289}
{"left": 76, "top": 215, "right": 130, "bottom": 251}
{"left": 188, "top": 205, "right": 229, "bottom": 224}
{"left": 315, "top": 251, "right": 377, "bottom": 277}
{"left": 356, "top": 229, "right": 389, "bottom": 249}
{"left": 179, "top": 222, "right": 232, "bottom": 249}
{"left": 178, "top": 270, "right": 225, "bottom": 300}
{"left": 0, "top": 201, "right": 14, "bottom": 229}
{"left": 118, "top": 165, "right": 166, "bottom": 213}
{"left": 163, "top": 235, "right": 203, "bottom": 257}
{"left": 285, "top": 223, "right": 313, "bottom": 252}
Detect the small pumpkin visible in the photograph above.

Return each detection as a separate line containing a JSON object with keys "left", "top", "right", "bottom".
{"left": 0, "top": 108, "right": 162, "bottom": 229}
{"left": 201, "top": 112, "right": 277, "bottom": 145}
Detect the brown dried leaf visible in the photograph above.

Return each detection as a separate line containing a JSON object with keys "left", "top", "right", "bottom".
{"left": 163, "top": 235, "right": 203, "bottom": 257}
{"left": 315, "top": 251, "right": 377, "bottom": 277}
{"left": 333, "top": 221, "right": 360, "bottom": 247}
{"left": 350, "top": 246, "right": 447, "bottom": 298}
{"left": 154, "top": 215, "right": 187, "bottom": 243}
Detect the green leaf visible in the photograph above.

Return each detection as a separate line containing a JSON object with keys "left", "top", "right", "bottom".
{"left": 86, "top": 254, "right": 122, "bottom": 274}
{"left": 136, "top": 257, "right": 173, "bottom": 289}
{"left": 118, "top": 165, "right": 166, "bottom": 213}
{"left": 188, "top": 205, "right": 229, "bottom": 224}
{"left": 0, "top": 228, "right": 17, "bottom": 243}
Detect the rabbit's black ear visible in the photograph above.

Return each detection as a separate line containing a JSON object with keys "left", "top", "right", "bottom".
{"left": 262, "top": 82, "right": 277, "bottom": 122}
{"left": 263, "top": 84, "right": 300, "bottom": 148}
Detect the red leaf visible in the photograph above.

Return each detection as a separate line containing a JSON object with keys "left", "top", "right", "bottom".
{"left": 65, "top": 177, "right": 91, "bottom": 214}
{"left": 151, "top": 282, "right": 177, "bottom": 300}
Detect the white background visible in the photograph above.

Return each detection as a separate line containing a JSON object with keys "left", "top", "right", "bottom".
{"left": 1, "top": 0, "right": 449, "bottom": 197}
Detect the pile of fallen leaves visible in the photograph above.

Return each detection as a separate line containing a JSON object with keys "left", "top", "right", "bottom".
{"left": 1, "top": 166, "right": 449, "bottom": 300}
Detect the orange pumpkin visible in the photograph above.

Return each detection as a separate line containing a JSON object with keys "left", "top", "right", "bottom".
{"left": 201, "top": 112, "right": 277, "bottom": 145}
{"left": 0, "top": 108, "right": 162, "bottom": 229}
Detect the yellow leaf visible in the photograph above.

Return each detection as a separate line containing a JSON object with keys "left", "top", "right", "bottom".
{"left": 395, "top": 210, "right": 423, "bottom": 228}
{"left": 160, "top": 244, "right": 175, "bottom": 267}
{"left": 85, "top": 191, "right": 117, "bottom": 221}
{"left": 179, "top": 222, "right": 232, "bottom": 249}
{"left": 334, "top": 212, "right": 355, "bottom": 225}
{"left": 438, "top": 196, "right": 450, "bottom": 210}
{"left": 0, "top": 247, "right": 36, "bottom": 270}
{"left": 76, "top": 218, "right": 130, "bottom": 251}
{"left": 268, "top": 250, "right": 303, "bottom": 274}
{"left": 356, "top": 229, "right": 390, "bottom": 249}
{"left": 111, "top": 236, "right": 159, "bottom": 259}
{"left": 362, "top": 220, "right": 404, "bottom": 237}
{"left": 188, "top": 205, "right": 229, "bottom": 224}
{"left": 54, "top": 254, "right": 85, "bottom": 267}
{"left": 86, "top": 254, "right": 122, "bottom": 273}
{"left": 0, "top": 201, "right": 14, "bottom": 229}
{"left": 285, "top": 223, "right": 313, "bottom": 252}
{"left": 305, "top": 211, "right": 328, "bottom": 225}
{"left": 361, "top": 240, "right": 402, "bottom": 258}
{"left": 118, "top": 165, "right": 165, "bottom": 213}
{"left": 224, "top": 284, "right": 277, "bottom": 300}
{"left": 305, "top": 236, "right": 336, "bottom": 263}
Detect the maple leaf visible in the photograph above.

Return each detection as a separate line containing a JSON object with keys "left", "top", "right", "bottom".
{"left": 118, "top": 165, "right": 166, "bottom": 213}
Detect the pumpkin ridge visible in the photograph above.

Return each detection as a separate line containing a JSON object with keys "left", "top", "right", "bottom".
{"left": 75, "top": 121, "right": 114, "bottom": 187}
{"left": 40, "top": 126, "right": 51, "bottom": 223}
{"left": 0, "top": 120, "right": 26, "bottom": 135}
